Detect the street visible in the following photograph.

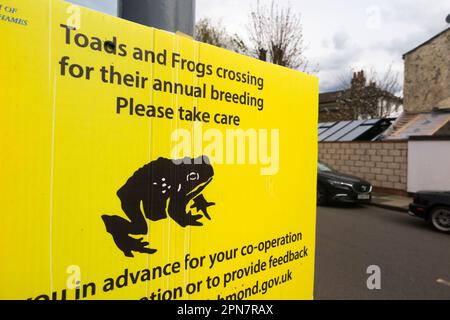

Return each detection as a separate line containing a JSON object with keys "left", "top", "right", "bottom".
{"left": 314, "top": 204, "right": 450, "bottom": 300}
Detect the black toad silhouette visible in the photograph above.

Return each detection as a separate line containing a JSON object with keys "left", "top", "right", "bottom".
{"left": 102, "top": 155, "right": 215, "bottom": 257}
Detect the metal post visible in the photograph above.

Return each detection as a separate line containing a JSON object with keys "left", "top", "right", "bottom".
{"left": 118, "top": 0, "right": 196, "bottom": 36}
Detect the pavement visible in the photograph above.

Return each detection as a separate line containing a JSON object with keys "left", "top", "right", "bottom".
{"left": 315, "top": 204, "right": 450, "bottom": 299}
{"left": 369, "top": 192, "right": 412, "bottom": 213}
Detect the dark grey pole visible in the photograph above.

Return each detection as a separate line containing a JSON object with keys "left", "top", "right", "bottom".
{"left": 118, "top": 0, "right": 196, "bottom": 36}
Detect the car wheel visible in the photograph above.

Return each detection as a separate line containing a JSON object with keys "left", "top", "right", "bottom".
{"left": 429, "top": 206, "right": 450, "bottom": 233}
{"left": 317, "top": 186, "right": 328, "bottom": 206}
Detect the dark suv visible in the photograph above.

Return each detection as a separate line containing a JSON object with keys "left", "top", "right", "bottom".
{"left": 409, "top": 191, "right": 450, "bottom": 233}
{"left": 317, "top": 162, "right": 372, "bottom": 206}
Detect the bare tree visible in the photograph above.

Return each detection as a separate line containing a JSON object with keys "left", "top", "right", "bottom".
{"left": 195, "top": 18, "right": 248, "bottom": 54}
{"left": 336, "top": 66, "right": 403, "bottom": 119}
{"left": 247, "top": 0, "right": 313, "bottom": 72}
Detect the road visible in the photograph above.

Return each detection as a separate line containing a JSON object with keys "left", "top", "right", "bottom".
{"left": 314, "top": 204, "right": 450, "bottom": 299}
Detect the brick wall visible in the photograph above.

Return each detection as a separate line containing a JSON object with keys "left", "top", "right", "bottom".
{"left": 318, "top": 141, "right": 408, "bottom": 192}
{"left": 404, "top": 28, "right": 450, "bottom": 113}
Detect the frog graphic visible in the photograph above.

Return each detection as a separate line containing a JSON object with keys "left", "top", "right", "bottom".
{"left": 102, "top": 155, "right": 215, "bottom": 257}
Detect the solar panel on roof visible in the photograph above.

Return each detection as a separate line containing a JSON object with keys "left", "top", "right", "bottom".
{"left": 362, "top": 119, "right": 379, "bottom": 125}
{"left": 318, "top": 122, "right": 339, "bottom": 140}
{"left": 324, "top": 120, "right": 364, "bottom": 142}
{"left": 318, "top": 129, "right": 333, "bottom": 141}
{"left": 340, "top": 123, "right": 373, "bottom": 141}
{"left": 319, "top": 121, "right": 352, "bottom": 141}
{"left": 319, "top": 122, "right": 336, "bottom": 129}
{"left": 318, "top": 128, "right": 328, "bottom": 135}
{"left": 318, "top": 118, "right": 393, "bottom": 142}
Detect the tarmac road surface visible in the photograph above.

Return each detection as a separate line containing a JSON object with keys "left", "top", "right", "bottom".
{"left": 314, "top": 204, "right": 450, "bottom": 299}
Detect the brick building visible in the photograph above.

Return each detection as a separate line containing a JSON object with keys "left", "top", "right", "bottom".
{"left": 319, "top": 71, "right": 402, "bottom": 123}
{"left": 385, "top": 27, "right": 450, "bottom": 140}
{"left": 403, "top": 27, "right": 450, "bottom": 113}
{"left": 318, "top": 90, "right": 346, "bottom": 122}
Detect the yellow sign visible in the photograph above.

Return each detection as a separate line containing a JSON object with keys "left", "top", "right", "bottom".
{"left": 0, "top": 0, "right": 318, "bottom": 300}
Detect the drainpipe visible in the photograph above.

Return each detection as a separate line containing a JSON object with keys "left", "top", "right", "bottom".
{"left": 117, "top": 0, "right": 196, "bottom": 36}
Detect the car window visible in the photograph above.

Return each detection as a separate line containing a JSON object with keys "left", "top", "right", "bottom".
{"left": 318, "top": 162, "right": 333, "bottom": 172}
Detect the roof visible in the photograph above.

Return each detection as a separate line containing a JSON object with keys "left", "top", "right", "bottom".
{"left": 409, "top": 136, "right": 450, "bottom": 141}
{"left": 318, "top": 118, "right": 394, "bottom": 142}
{"left": 385, "top": 112, "right": 450, "bottom": 140}
{"left": 319, "top": 90, "right": 345, "bottom": 104}
{"left": 403, "top": 27, "right": 450, "bottom": 58}
{"left": 319, "top": 89, "right": 402, "bottom": 105}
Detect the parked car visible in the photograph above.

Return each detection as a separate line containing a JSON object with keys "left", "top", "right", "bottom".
{"left": 317, "top": 162, "right": 372, "bottom": 206}
{"left": 409, "top": 191, "right": 450, "bottom": 233}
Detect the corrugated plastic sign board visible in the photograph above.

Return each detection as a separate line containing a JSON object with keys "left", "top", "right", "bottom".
{"left": 0, "top": 0, "right": 318, "bottom": 300}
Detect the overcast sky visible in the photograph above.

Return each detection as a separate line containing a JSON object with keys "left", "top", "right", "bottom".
{"left": 66, "top": 0, "right": 450, "bottom": 93}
